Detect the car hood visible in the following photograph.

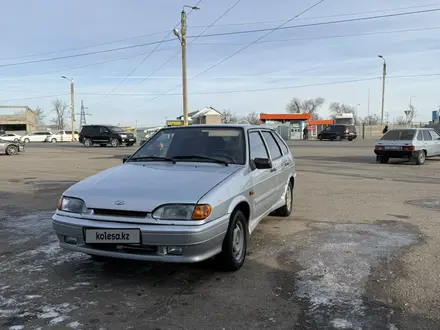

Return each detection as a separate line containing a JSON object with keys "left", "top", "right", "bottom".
{"left": 64, "top": 162, "right": 242, "bottom": 212}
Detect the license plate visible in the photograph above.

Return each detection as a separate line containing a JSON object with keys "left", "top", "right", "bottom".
{"left": 85, "top": 229, "right": 141, "bottom": 244}
{"left": 129, "top": 138, "right": 134, "bottom": 141}
{"left": 385, "top": 146, "right": 401, "bottom": 150}
{"left": 348, "top": 132, "right": 354, "bottom": 135}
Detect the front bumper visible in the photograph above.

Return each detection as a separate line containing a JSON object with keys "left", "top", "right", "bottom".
{"left": 121, "top": 137, "right": 136, "bottom": 144}
{"left": 52, "top": 213, "right": 229, "bottom": 263}
{"left": 374, "top": 150, "right": 416, "bottom": 158}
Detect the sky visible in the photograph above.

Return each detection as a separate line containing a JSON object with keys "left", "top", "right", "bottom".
{"left": 0, "top": 0, "right": 439, "bottom": 127}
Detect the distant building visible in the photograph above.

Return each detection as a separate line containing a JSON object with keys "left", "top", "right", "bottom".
{"left": 0, "top": 106, "right": 38, "bottom": 134}
{"left": 176, "top": 106, "right": 222, "bottom": 125}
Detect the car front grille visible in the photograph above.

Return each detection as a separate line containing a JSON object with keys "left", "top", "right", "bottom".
{"left": 92, "top": 208, "right": 148, "bottom": 218}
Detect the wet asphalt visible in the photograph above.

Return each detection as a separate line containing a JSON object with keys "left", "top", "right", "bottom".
{"left": 0, "top": 140, "right": 440, "bottom": 330}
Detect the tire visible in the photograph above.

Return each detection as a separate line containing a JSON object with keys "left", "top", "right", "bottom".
{"left": 99, "top": 144, "right": 107, "bottom": 147}
{"left": 348, "top": 138, "right": 353, "bottom": 141}
{"left": 14, "top": 138, "right": 19, "bottom": 142}
{"left": 51, "top": 138, "right": 57, "bottom": 143}
{"left": 273, "top": 181, "right": 294, "bottom": 217}
{"left": 219, "top": 210, "right": 248, "bottom": 271}
{"left": 83, "top": 138, "right": 93, "bottom": 148}
{"left": 24, "top": 138, "right": 30, "bottom": 144}
{"left": 110, "top": 138, "right": 120, "bottom": 147}
{"left": 319, "top": 135, "right": 323, "bottom": 141}
{"left": 380, "top": 156, "right": 389, "bottom": 164}
{"left": 415, "top": 150, "right": 426, "bottom": 165}
{"left": 126, "top": 143, "right": 134, "bottom": 147}
{"left": 5, "top": 145, "right": 18, "bottom": 155}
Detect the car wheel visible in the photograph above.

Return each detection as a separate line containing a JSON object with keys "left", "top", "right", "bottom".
{"left": 348, "top": 138, "right": 353, "bottom": 141}
{"left": 415, "top": 150, "right": 426, "bottom": 165}
{"left": 219, "top": 210, "right": 248, "bottom": 271}
{"left": 273, "top": 181, "right": 294, "bottom": 217}
{"left": 14, "top": 138, "right": 19, "bottom": 142}
{"left": 319, "top": 135, "right": 323, "bottom": 141}
{"left": 83, "top": 138, "right": 93, "bottom": 148}
{"left": 24, "top": 138, "right": 30, "bottom": 143}
{"left": 99, "top": 144, "right": 107, "bottom": 147}
{"left": 110, "top": 138, "right": 120, "bottom": 147}
{"left": 5, "top": 145, "right": 18, "bottom": 155}
{"left": 51, "top": 138, "right": 57, "bottom": 143}
{"left": 380, "top": 156, "right": 389, "bottom": 164}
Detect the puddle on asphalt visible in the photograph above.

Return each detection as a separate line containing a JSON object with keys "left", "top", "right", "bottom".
{"left": 277, "top": 221, "right": 421, "bottom": 329}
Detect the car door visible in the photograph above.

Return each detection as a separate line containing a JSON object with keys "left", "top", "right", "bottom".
{"left": 272, "top": 131, "right": 293, "bottom": 192}
{"left": 261, "top": 130, "right": 285, "bottom": 203}
{"left": 422, "top": 130, "right": 435, "bottom": 156}
{"left": 248, "top": 130, "right": 278, "bottom": 224}
{"left": 98, "top": 126, "right": 110, "bottom": 143}
{"left": 428, "top": 130, "right": 440, "bottom": 155}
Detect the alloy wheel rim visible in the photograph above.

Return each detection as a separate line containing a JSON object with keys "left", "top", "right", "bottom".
{"left": 232, "top": 221, "right": 244, "bottom": 261}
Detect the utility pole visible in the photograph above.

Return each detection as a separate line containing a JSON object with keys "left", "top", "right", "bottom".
{"left": 76, "top": 100, "right": 91, "bottom": 131}
{"left": 61, "top": 76, "right": 75, "bottom": 141}
{"left": 173, "top": 5, "right": 200, "bottom": 126}
{"left": 385, "top": 111, "right": 389, "bottom": 123}
{"left": 378, "top": 55, "right": 386, "bottom": 134}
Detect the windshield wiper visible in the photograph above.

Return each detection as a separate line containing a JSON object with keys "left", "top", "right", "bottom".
{"left": 128, "top": 156, "right": 176, "bottom": 163}
{"left": 173, "top": 155, "right": 229, "bottom": 166}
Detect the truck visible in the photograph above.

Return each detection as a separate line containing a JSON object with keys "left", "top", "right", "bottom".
{"left": 334, "top": 113, "right": 355, "bottom": 125}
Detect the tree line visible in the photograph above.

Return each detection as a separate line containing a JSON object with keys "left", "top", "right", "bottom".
{"left": 221, "top": 96, "right": 418, "bottom": 126}
{"left": 32, "top": 98, "right": 69, "bottom": 129}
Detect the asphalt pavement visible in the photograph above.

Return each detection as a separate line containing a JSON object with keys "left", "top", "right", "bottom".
{"left": 0, "top": 140, "right": 439, "bottom": 330}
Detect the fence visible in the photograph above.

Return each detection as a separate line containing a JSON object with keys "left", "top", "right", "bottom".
{"left": 357, "top": 123, "right": 431, "bottom": 139}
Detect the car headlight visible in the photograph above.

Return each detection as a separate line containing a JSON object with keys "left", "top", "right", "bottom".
{"left": 152, "top": 204, "right": 211, "bottom": 221}
{"left": 57, "top": 196, "right": 86, "bottom": 213}
{"left": 120, "top": 134, "right": 127, "bottom": 138}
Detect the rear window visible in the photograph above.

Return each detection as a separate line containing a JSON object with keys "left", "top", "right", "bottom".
{"left": 381, "top": 130, "right": 415, "bottom": 140}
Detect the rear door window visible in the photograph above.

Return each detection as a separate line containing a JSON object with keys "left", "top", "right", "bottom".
{"left": 429, "top": 130, "right": 440, "bottom": 140}
{"left": 261, "top": 131, "right": 282, "bottom": 160}
{"left": 417, "top": 131, "right": 423, "bottom": 141}
{"left": 422, "top": 130, "right": 432, "bottom": 141}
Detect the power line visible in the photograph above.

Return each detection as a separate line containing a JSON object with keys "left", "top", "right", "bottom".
{"left": 1, "top": 25, "right": 438, "bottom": 83}
{"left": 0, "top": 7, "right": 438, "bottom": 69}
{"left": 92, "top": 1, "right": 203, "bottom": 107}
{"left": 2, "top": 72, "right": 440, "bottom": 103}
{"left": 119, "top": 0, "right": 242, "bottom": 98}
{"left": 140, "top": 0, "right": 327, "bottom": 105}
{"left": 2, "top": 3, "right": 438, "bottom": 62}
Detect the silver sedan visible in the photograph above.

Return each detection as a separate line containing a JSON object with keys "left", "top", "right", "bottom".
{"left": 0, "top": 139, "right": 24, "bottom": 155}
{"left": 52, "top": 124, "right": 296, "bottom": 271}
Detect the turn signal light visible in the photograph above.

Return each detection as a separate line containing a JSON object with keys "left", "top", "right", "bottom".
{"left": 192, "top": 204, "right": 212, "bottom": 220}
{"left": 402, "top": 146, "right": 415, "bottom": 151}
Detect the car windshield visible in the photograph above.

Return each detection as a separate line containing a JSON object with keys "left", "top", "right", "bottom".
{"left": 129, "top": 127, "right": 246, "bottom": 165}
{"left": 109, "top": 126, "right": 124, "bottom": 133}
{"left": 381, "top": 130, "right": 415, "bottom": 140}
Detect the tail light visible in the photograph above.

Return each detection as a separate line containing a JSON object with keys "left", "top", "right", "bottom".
{"left": 402, "top": 146, "right": 415, "bottom": 151}
{"left": 375, "top": 145, "right": 384, "bottom": 150}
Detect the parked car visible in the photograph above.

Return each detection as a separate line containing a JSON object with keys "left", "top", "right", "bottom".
{"left": 0, "top": 139, "right": 25, "bottom": 155}
{"left": 52, "top": 124, "right": 296, "bottom": 271}
{"left": 20, "top": 131, "right": 52, "bottom": 143}
{"left": 318, "top": 124, "right": 357, "bottom": 141}
{"left": 140, "top": 128, "right": 161, "bottom": 146}
{"left": 374, "top": 128, "right": 440, "bottom": 165}
{"left": 0, "top": 133, "right": 21, "bottom": 142}
{"left": 45, "top": 130, "right": 79, "bottom": 143}
{"left": 79, "top": 125, "right": 137, "bottom": 147}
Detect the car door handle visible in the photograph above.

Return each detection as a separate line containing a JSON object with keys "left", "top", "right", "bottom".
{"left": 270, "top": 168, "right": 277, "bottom": 172}
{"left": 284, "top": 161, "right": 290, "bottom": 166}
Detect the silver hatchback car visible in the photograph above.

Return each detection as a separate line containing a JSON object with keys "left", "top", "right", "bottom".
{"left": 52, "top": 125, "right": 296, "bottom": 271}
{"left": 374, "top": 128, "right": 440, "bottom": 165}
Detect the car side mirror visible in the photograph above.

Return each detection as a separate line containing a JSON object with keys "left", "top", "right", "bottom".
{"left": 253, "top": 157, "right": 272, "bottom": 169}
{"left": 122, "top": 156, "right": 129, "bottom": 163}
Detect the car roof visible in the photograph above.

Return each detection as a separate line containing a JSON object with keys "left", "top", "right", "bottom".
{"left": 161, "top": 124, "right": 264, "bottom": 131}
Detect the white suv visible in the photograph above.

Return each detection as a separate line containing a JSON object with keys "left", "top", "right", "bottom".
{"left": 45, "top": 130, "right": 79, "bottom": 143}
{"left": 20, "top": 131, "right": 52, "bottom": 143}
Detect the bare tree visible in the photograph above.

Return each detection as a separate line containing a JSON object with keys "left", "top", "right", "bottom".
{"left": 286, "top": 97, "right": 325, "bottom": 119}
{"left": 405, "top": 104, "right": 417, "bottom": 125}
{"left": 34, "top": 106, "right": 46, "bottom": 125}
{"left": 395, "top": 116, "right": 407, "bottom": 125}
{"left": 221, "top": 109, "right": 239, "bottom": 124}
{"left": 243, "top": 112, "right": 260, "bottom": 125}
{"left": 361, "top": 114, "right": 380, "bottom": 125}
{"left": 51, "top": 98, "right": 68, "bottom": 129}
{"left": 328, "top": 102, "right": 358, "bottom": 121}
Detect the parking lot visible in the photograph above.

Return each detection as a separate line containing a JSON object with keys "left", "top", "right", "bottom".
{"left": 1, "top": 140, "right": 440, "bottom": 330}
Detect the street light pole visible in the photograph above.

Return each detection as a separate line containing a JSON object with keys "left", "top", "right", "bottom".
{"left": 61, "top": 76, "right": 75, "bottom": 141}
{"left": 378, "top": 55, "right": 386, "bottom": 134}
{"left": 173, "top": 5, "right": 200, "bottom": 126}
